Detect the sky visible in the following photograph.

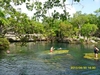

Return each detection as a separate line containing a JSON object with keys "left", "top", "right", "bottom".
{"left": 12, "top": 0, "right": 100, "bottom": 18}
{"left": 71, "top": 0, "right": 100, "bottom": 14}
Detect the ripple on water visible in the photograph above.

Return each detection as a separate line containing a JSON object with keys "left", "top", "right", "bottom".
{"left": 0, "top": 55, "right": 67, "bottom": 75}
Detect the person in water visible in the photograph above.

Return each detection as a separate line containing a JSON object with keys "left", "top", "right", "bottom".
{"left": 50, "top": 46, "right": 54, "bottom": 53}
{"left": 7, "top": 50, "right": 10, "bottom": 54}
{"left": 94, "top": 46, "right": 99, "bottom": 58}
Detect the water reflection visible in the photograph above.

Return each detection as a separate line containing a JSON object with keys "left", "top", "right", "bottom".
{"left": 0, "top": 42, "right": 100, "bottom": 75}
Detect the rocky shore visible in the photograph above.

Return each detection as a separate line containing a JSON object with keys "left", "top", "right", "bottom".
{"left": 4, "top": 33, "right": 100, "bottom": 44}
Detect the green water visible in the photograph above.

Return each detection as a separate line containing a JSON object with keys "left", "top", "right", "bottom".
{"left": 0, "top": 42, "right": 100, "bottom": 75}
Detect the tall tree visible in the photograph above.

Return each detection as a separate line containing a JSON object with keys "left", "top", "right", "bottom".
{"left": 58, "top": 21, "right": 73, "bottom": 38}
{"left": 87, "top": 14, "right": 97, "bottom": 24}
{"left": 81, "top": 23, "right": 98, "bottom": 38}
{"left": 94, "top": 8, "right": 100, "bottom": 37}
{"left": 71, "top": 11, "right": 89, "bottom": 36}
{"left": 0, "top": 10, "right": 9, "bottom": 37}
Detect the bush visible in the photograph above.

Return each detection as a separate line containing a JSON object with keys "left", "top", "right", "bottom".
{"left": 79, "top": 38, "right": 84, "bottom": 43}
{"left": 0, "top": 38, "right": 10, "bottom": 51}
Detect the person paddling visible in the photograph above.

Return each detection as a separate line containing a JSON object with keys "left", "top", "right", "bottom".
{"left": 50, "top": 46, "right": 54, "bottom": 53}
{"left": 7, "top": 50, "right": 10, "bottom": 54}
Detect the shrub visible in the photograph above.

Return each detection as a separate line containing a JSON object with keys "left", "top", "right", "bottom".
{"left": 0, "top": 38, "right": 10, "bottom": 51}
{"left": 79, "top": 38, "right": 84, "bottom": 43}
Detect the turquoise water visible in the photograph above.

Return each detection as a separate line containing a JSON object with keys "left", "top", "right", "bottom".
{"left": 0, "top": 42, "right": 100, "bottom": 75}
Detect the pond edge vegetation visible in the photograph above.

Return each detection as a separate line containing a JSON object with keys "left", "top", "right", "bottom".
{"left": 0, "top": 0, "right": 100, "bottom": 51}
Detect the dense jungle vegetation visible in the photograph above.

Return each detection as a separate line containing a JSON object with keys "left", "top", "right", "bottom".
{"left": 0, "top": 0, "right": 100, "bottom": 45}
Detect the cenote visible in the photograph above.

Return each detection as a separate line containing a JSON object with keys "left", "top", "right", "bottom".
{"left": 0, "top": 42, "right": 100, "bottom": 75}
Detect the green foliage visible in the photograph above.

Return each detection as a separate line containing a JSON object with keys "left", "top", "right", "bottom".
{"left": 79, "top": 38, "right": 84, "bottom": 43}
{"left": 43, "top": 17, "right": 60, "bottom": 41}
{"left": 94, "top": 8, "right": 100, "bottom": 32}
{"left": 59, "top": 21, "right": 73, "bottom": 37}
{"left": 73, "top": 27, "right": 79, "bottom": 36}
{"left": 81, "top": 23, "right": 98, "bottom": 37}
{"left": 0, "top": 10, "right": 10, "bottom": 37}
{"left": 0, "top": 0, "right": 100, "bottom": 43}
{"left": 74, "top": 0, "right": 80, "bottom": 2}
{"left": 71, "top": 12, "right": 99, "bottom": 39}
{"left": 0, "top": 38, "right": 10, "bottom": 51}
{"left": 87, "top": 14, "right": 97, "bottom": 24}
{"left": 33, "top": 21, "right": 44, "bottom": 33}
{"left": 0, "top": 10, "right": 4, "bottom": 17}
{"left": 72, "top": 13, "right": 89, "bottom": 28}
